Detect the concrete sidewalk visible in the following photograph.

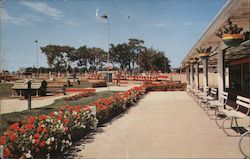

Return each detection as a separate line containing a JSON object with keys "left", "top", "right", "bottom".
{"left": 67, "top": 91, "right": 246, "bottom": 158}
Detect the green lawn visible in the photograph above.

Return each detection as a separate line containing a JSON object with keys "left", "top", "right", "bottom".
{"left": 0, "top": 83, "right": 14, "bottom": 99}
{"left": 0, "top": 91, "right": 118, "bottom": 135}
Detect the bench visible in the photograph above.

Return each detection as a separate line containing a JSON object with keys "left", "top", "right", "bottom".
{"left": 208, "top": 91, "right": 228, "bottom": 116}
{"left": 238, "top": 127, "right": 250, "bottom": 158}
{"left": 46, "top": 86, "right": 66, "bottom": 95}
{"left": 221, "top": 95, "right": 250, "bottom": 135}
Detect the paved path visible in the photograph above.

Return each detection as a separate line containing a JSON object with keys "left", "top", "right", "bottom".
{"left": 0, "top": 85, "right": 135, "bottom": 114}
{"left": 68, "top": 91, "right": 245, "bottom": 158}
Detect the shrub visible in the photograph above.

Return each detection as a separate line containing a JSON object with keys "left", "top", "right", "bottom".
{"left": 92, "top": 81, "right": 107, "bottom": 88}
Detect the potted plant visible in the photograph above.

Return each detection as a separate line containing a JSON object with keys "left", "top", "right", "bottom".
{"left": 189, "top": 57, "right": 198, "bottom": 64}
{"left": 196, "top": 46, "right": 212, "bottom": 60}
{"left": 185, "top": 62, "right": 191, "bottom": 67}
{"left": 216, "top": 19, "right": 244, "bottom": 47}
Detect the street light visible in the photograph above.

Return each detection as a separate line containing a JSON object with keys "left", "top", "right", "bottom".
{"left": 96, "top": 8, "right": 110, "bottom": 90}
{"left": 34, "top": 40, "right": 38, "bottom": 78}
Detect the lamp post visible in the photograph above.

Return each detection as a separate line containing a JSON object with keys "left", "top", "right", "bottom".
{"left": 34, "top": 40, "right": 38, "bottom": 78}
{"left": 96, "top": 9, "right": 110, "bottom": 91}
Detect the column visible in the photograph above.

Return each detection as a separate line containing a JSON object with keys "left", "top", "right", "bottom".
{"left": 186, "top": 67, "right": 190, "bottom": 84}
{"left": 190, "top": 64, "right": 194, "bottom": 86}
{"left": 195, "top": 62, "right": 199, "bottom": 90}
{"left": 202, "top": 60, "right": 208, "bottom": 93}
{"left": 217, "top": 49, "right": 225, "bottom": 99}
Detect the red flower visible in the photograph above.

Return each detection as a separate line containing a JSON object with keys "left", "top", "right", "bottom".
{"left": 64, "top": 118, "right": 70, "bottom": 125}
{"left": 84, "top": 105, "right": 90, "bottom": 111}
{"left": 9, "top": 123, "right": 20, "bottom": 132}
{"left": 35, "top": 139, "right": 39, "bottom": 144}
{"left": 34, "top": 133, "right": 40, "bottom": 139}
{"left": 0, "top": 135, "right": 6, "bottom": 145}
{"left": 4, "top": 148, "right": 10, "bottom": 158}
{"left": 39, "top": 140, "right": 45, "bottom": 147}
{"left": 9, "top": 133, "right": 17, "bottom": 141}
{"left": 64, "top": 127, "right": 69, "bottom": 132}
{"left": 66, "top": 105, "right": 71, "bottom": 110}
{"left": 39, "top": 114, "right": 47, "bottom": 121}
{"left": 50, "top": 112, "right": 55, "bottom": 117}
{"left": 25, "top": 123, "right": 34, "bottom": 130}
{"left": 20, "top": 128, "right": 26, "bottom": 134}
{"left": 28, "top": 116, "right": 36, "bottom": 123}
{"left": 76, "top": 105, "right": 81, "bottom": 112}
{"left": 57, "top": 115, "right": 63, "bottom": 121}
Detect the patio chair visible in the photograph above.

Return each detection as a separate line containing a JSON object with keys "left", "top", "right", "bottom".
{"left": 238, "top": 127, "right": 250, "bottom": 158}
{"left": 196, "top": 86, "right": 210, "bottom": 103}
{"left": 191, "top": 86, "right": 203, "bottom": 101}
{"left": 221, "top": 95, "right": 250, "bottom": 135}
{"left": 207, "top": 91, "right": 228, "bottom": 116}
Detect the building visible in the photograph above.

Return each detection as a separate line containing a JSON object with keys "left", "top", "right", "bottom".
{"left": 181, "top": 0, "right": 250, "bottom": 103}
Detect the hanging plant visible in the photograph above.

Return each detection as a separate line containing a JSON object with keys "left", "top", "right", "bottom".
{"left": 196, "top": 46, "right": 212, "bottom": 60}
{"left": 189, "top": 58, "right": 198, "bottom": 64}
{"left": 216, "top": 19, "right": 244, "bottom": 47}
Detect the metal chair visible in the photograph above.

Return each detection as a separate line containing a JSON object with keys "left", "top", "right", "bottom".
{"left": 238, "top": 127, "right": 250, "bottom": 158}
{"left": 221, "top": 96, "right": 250, "bottom": 135}
{"left": 207, "top": 91, "right": 228, "bottom": 116}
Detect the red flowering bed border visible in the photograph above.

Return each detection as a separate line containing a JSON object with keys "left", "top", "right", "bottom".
{"left": 0, "top": 86, "right": 146, "bottom": 158}
{"left": 64, "top": 89, "right": 96, "bottom": 102}
{"left": 145, "top": 83, "right": 186, "bottom": 91}
{"left": 65, "top": 88, "right": 96, "bottom": 93}
{"left": 0, "top": 84, "right": 186, "bottom": 158}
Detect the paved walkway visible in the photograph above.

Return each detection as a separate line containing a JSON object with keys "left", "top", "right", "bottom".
{"left": 68, "top": 91, "right": 246, "bottom": 158}
{"left": 0, "top": 84, "right": 136, "bottom": 114}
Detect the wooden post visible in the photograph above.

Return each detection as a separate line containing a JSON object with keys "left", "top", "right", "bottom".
{"left": 27, "top": 80, "right": 32, "bottom": 110}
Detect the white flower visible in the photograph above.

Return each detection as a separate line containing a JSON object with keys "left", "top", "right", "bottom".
{"left": 25, "top": 150, "right": 32, "bottom": 158}
{"left": 46, "top": 138, "right": 51, "bottom": 145}
{"left": 69, "top": 142, "right": 72, "bottom": 146}
{"left": 72, "top": 111, "right": 77, "bottom": 115}
{"left": 54, "top": 111, "right": 59, "bottom": 115}
{"left": 51, "top": 137, "right": 55, "bottom": 142}
{"left": 60, "top": 124, "right": 63, "bottom": 129}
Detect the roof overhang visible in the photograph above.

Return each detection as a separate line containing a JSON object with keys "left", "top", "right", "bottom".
{"left": 181, "top": 0, "right": 250, "bottom": 67}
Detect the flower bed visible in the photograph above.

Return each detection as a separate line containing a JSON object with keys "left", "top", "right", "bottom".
{"left": 145, "top": 83, "right": 186, "bottom": 91}
{"left": 64, "top": 89, "right": 96, "bottom": 102}
{"left": 0, "top": 105, "right": 98, "bottom": 158}
{"left": 0, "top": 86, "right": 146, "bottom": 158}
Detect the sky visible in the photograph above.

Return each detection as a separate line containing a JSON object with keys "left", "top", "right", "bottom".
{"left": 0, "top": 0, "right": 227, "bottom": 71}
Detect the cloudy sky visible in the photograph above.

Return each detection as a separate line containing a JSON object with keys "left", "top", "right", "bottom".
{"left": 0, "top": 0, "right": 227, "bottom": 71}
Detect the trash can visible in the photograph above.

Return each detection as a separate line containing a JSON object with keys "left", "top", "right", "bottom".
{"left": 105, "top": 73, "right": 112, "bottom": 82}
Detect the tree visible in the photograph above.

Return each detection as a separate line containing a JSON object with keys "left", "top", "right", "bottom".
{"left": 110, "top": 43, "right": 131, "bottom": 70}
{"left": 88, "top": 47, "right": 106, "bottom": 71}
{"left": 138, "top": 48, "right": 154, "bottom": 71}
{"left": 128, "top": 38, "right": 145, "bottom": 70}
{"left": 138, "top": 48, "right": 171, "bottom": 72}
{"left": 40, "top": 45, "right": 75, "bottom": 72}
{"left": 74, "top": 45, "right": 89, "bottom": 68}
